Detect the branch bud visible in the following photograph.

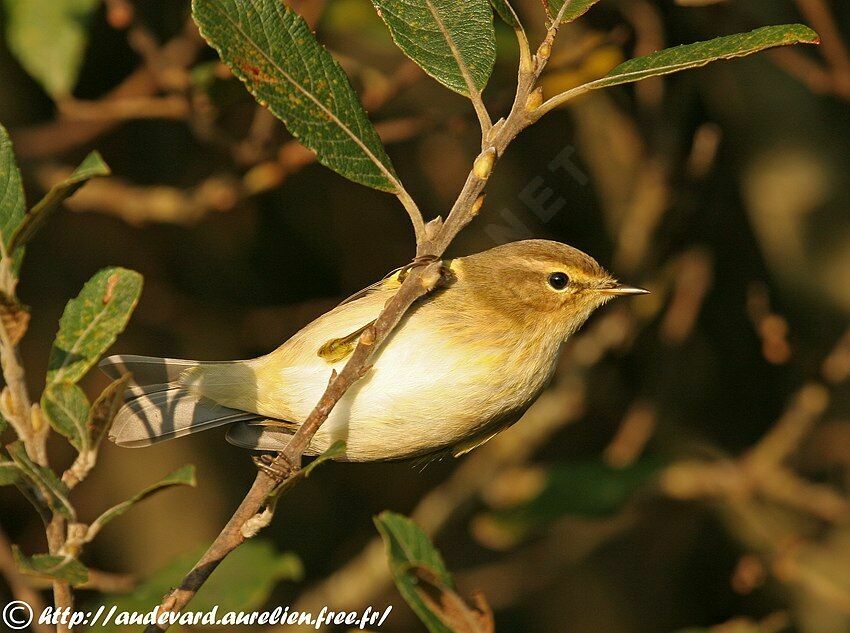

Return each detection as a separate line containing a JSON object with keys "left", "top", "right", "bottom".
{"left": 471, "top": 194, "right": 486, "bottom": 217}
{"left": 525, "top": 87, "right": 543, "bottom": 112}
{"left": 473, "top": 148, "right": 496, "bottom": 180}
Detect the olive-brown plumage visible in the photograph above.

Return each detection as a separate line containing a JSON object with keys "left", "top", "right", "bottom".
{"left": 101, "top": 240, "right": 647, "bottom": 461}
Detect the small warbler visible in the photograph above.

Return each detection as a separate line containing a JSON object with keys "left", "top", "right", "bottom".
{"left": 101, "top": 240, "right": 647, "bottom": 461}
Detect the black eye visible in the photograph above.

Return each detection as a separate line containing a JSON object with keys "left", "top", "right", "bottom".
{"left": 548, "top": 272, "right": 570, "bottom": 290}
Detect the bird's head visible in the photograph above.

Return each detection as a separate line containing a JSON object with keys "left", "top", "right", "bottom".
{"left": 449, "top": 239, "right": 647, "bottom": 339}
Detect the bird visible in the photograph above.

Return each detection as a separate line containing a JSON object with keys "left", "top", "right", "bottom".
{"left": 100, "top": 240, "right": 647, "bottom": 462}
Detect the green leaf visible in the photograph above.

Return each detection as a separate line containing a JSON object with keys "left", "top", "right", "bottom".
{"left": 9, "top": 152, "right": 110, "bottom": 252}
{"left": 41, "top": 383, "right": 90, "bottom": 452}
{"left": 84, "top": 541, "right": 302, "bottom": 632}
{"left": 13, "top": 546, "right": 89, "bottom": 585}
{"left": 372, "top": 0, "right": 496, "bottom": 96}
{"left": 87, "top": 374, "right": 132, "bottom": 453}
{"left": 585, "top": 24, "right": 819, "bottom": 92}
{"left": 2, "top": 0, "right": 101, "bottom": 99}
{"left": 7, "top": 441, "right": 75, "bottom": 519}
{"left": 192, "top": 0, "right": 400, "bottom": 193}
{"left": 546, "top": 0, "right": 602, "bottom": 24}
{"left": 374, "top": 511, "right": 454, "bottom": 633}
{"left": 87, "top": 465, "right": 196, "bottom": 539}
{"left": 47, "top": 267, "right": 143, "bottom": 386}
{"left": 0, "top": 454, "right": 20, "bottom": 485}
{"left": 0, "top": 124, "right": 25, "bottom": 270}
{"left": 302, "top": 439, "right": 346, "bottom": 477}
{"left": 489, "top": 0, "right": 521, "bottom": 29}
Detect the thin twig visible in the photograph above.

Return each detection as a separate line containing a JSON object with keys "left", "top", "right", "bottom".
{"left": 795, "top": 0, "right": 850, "bottom": 90}
{"left": 56, "top": 96, "right": 190, "bottom": 123}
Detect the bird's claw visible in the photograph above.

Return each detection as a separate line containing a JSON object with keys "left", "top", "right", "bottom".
{"left": 252, "top": 453, "right": 295, "bottom": 481}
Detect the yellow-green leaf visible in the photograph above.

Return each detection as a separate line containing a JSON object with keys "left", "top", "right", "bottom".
{"left": 13, "top": 546, "right": 89, "bottom": 585}
{"left": 546, "top": 0, "right": 603, "bottom": 24}
{"left": 9, "top": 151, "right": 110, "bottom": 251}
{"left": 86, "top": 465, "right": 196, "bottom": 538}
{"left": 192, "top": 0, "right": 400, "bottom": 192}
{"left": 374, "top": 511, "right": 454, "bottom": 633}
{"left": 489, "top": 0, "right": 521, "bottom": 29}
{"left": 7, "top": 441, "right": 75, "bottom": 519}
{"left": 2, "top": 0, "right": 101, "bottom": 99}
{"left": 588, "top": 24, "right": 819, "bottom": 91}
{"left": 371, "top": 0, "right": 496, "bottom": 96}
{"left": 0, "top": 124, "right": 25, "bottom": 270}
{"left": 47, "top": 267, "right": 143, "bottom": 386}
{"left": 41, "top": 383, "right": 90, "bottom": 452}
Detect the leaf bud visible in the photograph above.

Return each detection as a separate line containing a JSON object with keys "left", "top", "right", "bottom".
{"left": 473, "top": 148, "right": 496, "bottom": 179}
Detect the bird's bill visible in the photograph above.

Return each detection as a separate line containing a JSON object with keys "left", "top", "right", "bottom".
{"left": 598, "top": 284, "right": 650, "bottom": 296}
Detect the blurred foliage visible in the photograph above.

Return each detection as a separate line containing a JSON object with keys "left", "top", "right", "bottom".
{"left": 85, "top": 540, "right": 303, "bottom": 632}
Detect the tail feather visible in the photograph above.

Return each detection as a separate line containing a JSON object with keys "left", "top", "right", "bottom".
{"left": 100, "top": 354, "right": 263, "bottom": 448}
{"left": 100, "top": 354, "right": 229, "bottom": 384}
{"left": 226, "top": 421, "right": 299, "bottom": 452}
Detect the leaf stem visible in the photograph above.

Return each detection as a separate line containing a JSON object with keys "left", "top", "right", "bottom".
{"left": 395, "top": 188, "right": 427, "bottom": 244}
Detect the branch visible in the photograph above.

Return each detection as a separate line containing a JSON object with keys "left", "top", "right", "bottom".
{"left": 795, "top": 0, "right": 850, "bottom": 97}
{"left": 0, "top": 256, "right": 39, "bottom": 464}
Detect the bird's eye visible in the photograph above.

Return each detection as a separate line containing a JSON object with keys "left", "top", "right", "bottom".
{"left": 548, "top": 272, "right": 570, "bottom": 290}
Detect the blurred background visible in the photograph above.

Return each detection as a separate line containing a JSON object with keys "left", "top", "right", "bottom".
{"left": 2, "top": 0, "right": 850, "bottom": 631}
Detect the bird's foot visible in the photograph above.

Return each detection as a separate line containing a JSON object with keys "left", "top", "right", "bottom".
{"left": 252, "top": 453, "right": 296, "bottom": 481}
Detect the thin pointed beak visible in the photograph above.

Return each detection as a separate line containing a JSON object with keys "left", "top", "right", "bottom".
{"left": 599, "top": 283, "right": 650, "bottom": 296}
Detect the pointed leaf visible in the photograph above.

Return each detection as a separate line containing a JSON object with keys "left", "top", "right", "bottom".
{"left": 7, "top": 441, "right": 75, "bottom": 519}
{"left": 9, "top": 151, "right": 110, "bottom": 251}
{"left": 87, "top": 374, "right": 132, "bottom": 452}
{"left": 13, "top": 546, "right": 89, "bottom": 585}
{"left": 2, "top": 0, "right": 101, "bottom": 99}
{"left": 47, "top": 267, "right": 143, "bottom": 386}
{"left": 0, "top": 124, "right": 25, "bottom": 270}
{"left": 546, "top": 0, "right": 602, "bottom": 24}
{"left": 192, "top": 0, "right": 400, "bottom": 192}
{"left": 374, "top": 511, "right": 454, "bottom": 633}
{"left": 372, "top": 0, "right": 496, "bottom": 96}
{"left": 87, "top": 465, "right": 196, "bottom": 539}
{"left": 584, "top": 24, "right": 819, "bottom": 91}
{"left": 41, "top": 383, "right": 90, "bottom": 452}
